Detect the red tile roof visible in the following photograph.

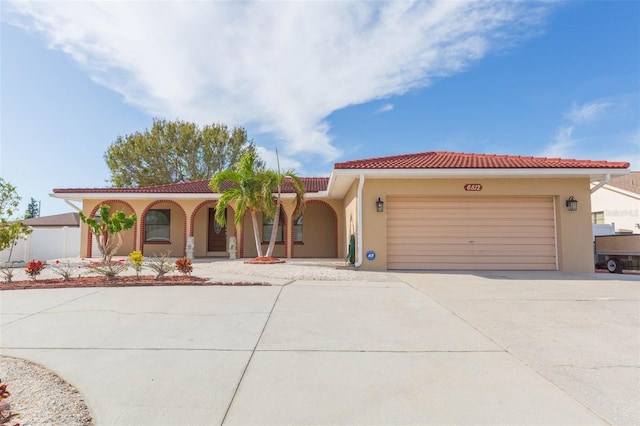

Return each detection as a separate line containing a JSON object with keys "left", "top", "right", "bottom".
{"left": 334, "top": 151, "right": 630, "bottom": 170}
{"left": 53, "top": 178, "right": 329, "bottom": 194}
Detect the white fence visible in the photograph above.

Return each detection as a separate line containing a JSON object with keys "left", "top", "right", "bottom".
{"left": 1, "top": 227, "right": 80, "bottom": 263}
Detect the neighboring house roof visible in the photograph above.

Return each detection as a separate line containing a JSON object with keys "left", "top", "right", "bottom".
{"left": 22, "top": 212, "right": 79, "bottom": 227}
{"left": 53, "top": 178, "right": 329, "bottom": 196}
{"left": 334, "top": 151, "right": 630, "bottom": 169}
{"left": 606, "top": 172, "right": 640, "bottom": 194}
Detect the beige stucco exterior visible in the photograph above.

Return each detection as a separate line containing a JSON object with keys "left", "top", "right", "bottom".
{"left": 71, "top": 172, "right": 608, "bottom": 273}
{"left": 79, "top": 196, "right": 344, "bottom": 261}
{"left": 356, "top": 177, "right": 594, "bottom": 273}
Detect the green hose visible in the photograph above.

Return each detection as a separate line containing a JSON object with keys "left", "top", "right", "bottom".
{"left": 347, "top": 234, "right": 356, "bottom": 265}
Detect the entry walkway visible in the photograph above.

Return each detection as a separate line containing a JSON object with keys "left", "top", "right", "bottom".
{"left": 1, "top": 270, "right": 638, "bottom": 424}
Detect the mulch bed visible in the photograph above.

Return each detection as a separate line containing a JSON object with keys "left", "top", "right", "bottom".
{"left": 0, "top": 275, "right": 271, "bottom": 290}
{"left": 244, "top": 256, "right": 286, "bottom": 264}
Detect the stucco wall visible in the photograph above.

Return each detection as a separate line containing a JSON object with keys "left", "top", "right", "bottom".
{"left": 292, "top": 200, "right": 339, "bottom": 258}
{"left": 357, "top": 177, "right": 594, "bottom": 273}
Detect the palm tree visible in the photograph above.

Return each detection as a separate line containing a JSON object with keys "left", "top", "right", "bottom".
{"left": 209, "top": 151, "right": 268, "bottom": 258}
{"left": 261, "top": 153, "right": 305, "bottom": 258}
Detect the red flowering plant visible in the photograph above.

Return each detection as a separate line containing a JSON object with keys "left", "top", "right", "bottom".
{"left": 24, "top": 260, "right": 45, "bottom": 281}
{"left": 0, "top": 381, "right": 20, "bottom": 425}
{"left": 175, "top": 257, "right": 193, "bottom": 276}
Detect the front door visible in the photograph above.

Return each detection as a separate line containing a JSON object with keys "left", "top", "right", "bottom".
{"left": 208, "top": 208, "right": 227, "bottom": 252}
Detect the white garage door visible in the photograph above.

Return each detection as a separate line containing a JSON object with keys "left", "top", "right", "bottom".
{"left": 387, "top": 196, "right": 557, "bottom": 270}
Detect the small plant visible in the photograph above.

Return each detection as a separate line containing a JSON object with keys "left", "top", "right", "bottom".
{"left": 0, "top": 381, "right": 20, "bottom": 425}
{"left": 147, "top": 252, "right": 174, "bottom": 279}
{"left": 0, "top": 264, "right": 14, "bottom": 284}
{"left": 86, "top": 259, "right": 128, "bottom": 280}
{"left": 24, "top": 260, "right": 45, "bottom": 281}
{"left": 128, "top": 250, "right": 144, "bottom": 277}
{"left": 175, "top": 257, "right": 193, "bottom": 276}
{"left": 49, "top": 259, "right": 75, "bottom": 282}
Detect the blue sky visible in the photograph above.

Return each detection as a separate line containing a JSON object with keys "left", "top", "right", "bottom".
{"left": 1, "top": 1, "right": 638, "bottom": 216}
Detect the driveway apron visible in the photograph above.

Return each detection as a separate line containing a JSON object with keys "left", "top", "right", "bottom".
{"left": 0, "top": 276, "right": 614, "bottom": 425}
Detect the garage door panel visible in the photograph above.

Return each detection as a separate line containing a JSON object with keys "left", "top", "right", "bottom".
{"left": 387, "top": 226, "right": 555, "bottom": 238}
{"left": 388, "top": 209, "right": 554, "bottom": 221}
{"left": 387, "top": 196, "right": 556, "bottom": 270}
{"left": 388, "top": 217, "right": 554, "bottom": 228}
{"left": 388, "top": 236, "right": 556, "bottom": 246}
{"left": 389, "top": 261, "right": 555, "bottom": 271}
{"left": 387, "top": 244, "right": 555, "bottom": 257}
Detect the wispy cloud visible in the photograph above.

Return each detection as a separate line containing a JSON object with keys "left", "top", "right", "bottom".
{"left": 5, "top": 1, "right": 551, "bottom": 164}
{"left": 565, "top": 100, "right": 612, "bottom": 124}
{"left": 377, "top": 103, "right": 394, "bottom": 114}
{"left": 541, "top": 125, "right": 576, "bottom": 158}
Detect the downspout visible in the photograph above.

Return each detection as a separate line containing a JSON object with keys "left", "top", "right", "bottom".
{"left": 64, "top": 199, "right": 82, "bottom": 212}
{"left": 590, "top": 174, "right": 611, "bottom": 194}
{"left": 354, "top": 174, "right": 365, "bottom": 268}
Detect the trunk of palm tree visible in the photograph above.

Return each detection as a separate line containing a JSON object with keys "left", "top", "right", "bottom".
{"left": 265, "top": 185, "right": 282, "bottom": 258}
{"left": 250, "top": 211, "right": 264, "bottom": 257}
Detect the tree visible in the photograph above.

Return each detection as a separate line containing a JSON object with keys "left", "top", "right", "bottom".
{"left": 104, "top": 118, "right": 263, "bottom": 187}
{"left": 79, "top": 204, "right": 137, "bottom": 262}
{"left": 209, "top": 151, "right": 269, "bottom": 258}
{"left": 25, "top": 198, "right": 40, "bottom": 219}
{"left": 0, "top": 178, "right": 32, "bottom": 260}
{"left": 262, "top": 152, "right": 305, "bottom": 258}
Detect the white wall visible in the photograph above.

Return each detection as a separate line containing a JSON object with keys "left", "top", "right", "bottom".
{"left": 591, "top": 186, "right": 640, "bottom": 234}
{"left": 0, "top": 226, "right": 80, "bottom": 262}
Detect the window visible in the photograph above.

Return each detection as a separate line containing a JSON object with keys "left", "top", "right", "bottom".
{"left": 145, "top": 209, "right": 171, "bottom": 242}
{"left": 293, "top": 215, "right": 303, "bottom": 242}
{"left": 592, "top": 211, "right": 605, "bottom": 224}
{"left": 263, "top": 213, "right": 284, "bottom": 243}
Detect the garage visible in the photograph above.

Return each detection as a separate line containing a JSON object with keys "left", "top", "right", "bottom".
{"left": 387, "top": 196, "right": 557, "bottom": 270}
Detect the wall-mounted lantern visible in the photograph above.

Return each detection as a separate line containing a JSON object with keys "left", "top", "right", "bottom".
{"left": 376, "top": 197, "right": 384, "bottom": 212}
{"left": 565, "top": 196, "right": 578, "bottom": 212}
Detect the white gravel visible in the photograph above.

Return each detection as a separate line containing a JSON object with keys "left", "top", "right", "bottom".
{"left": 3, "top": 257, "right": 399, "bottom": 283}
{"left": 0, "top": 356, "right": 93, "bottom": 426}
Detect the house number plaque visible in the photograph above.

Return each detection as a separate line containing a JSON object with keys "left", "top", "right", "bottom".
{"left": 464, "top": 184, "right": 483, "bottom": 191}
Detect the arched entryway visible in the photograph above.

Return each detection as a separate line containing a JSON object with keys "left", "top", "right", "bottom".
{"left": 291, "top": 200, "right": 338, "bottom": 258}
{"left": 190, "top": 200, "right": 237, "bottom": 257}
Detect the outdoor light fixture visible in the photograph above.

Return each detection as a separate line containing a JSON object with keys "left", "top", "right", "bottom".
{"left": 566, "top": 196, "right": 578, "bottom": 212}
{"left": 376, "top": 197, "right": 384, "bottom": 212}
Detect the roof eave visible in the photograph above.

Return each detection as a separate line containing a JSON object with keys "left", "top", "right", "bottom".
{"left": 326, "top": 168, "right": 630, "bottom": 198}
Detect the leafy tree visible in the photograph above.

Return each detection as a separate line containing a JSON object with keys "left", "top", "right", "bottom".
{"left": 79, "top": 204, "right": 137, "bottom": 262}
{"left": 25, "top": 198, "right": 40, "bottom": 219}
{"left": 262, "top": 152, "right": 305, "bottom": 258}
{"left": 0, "top": 178, "right": 32, "bottom": 260}
{"left": 209, "top": 151, "right": 269, "bottom": 258}
{"left": 104, "top": 118, "right": 263, "bottom": 187}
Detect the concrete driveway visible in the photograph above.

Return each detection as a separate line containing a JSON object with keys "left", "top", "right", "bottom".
{"left": 1, "top": 270, "right": 638, "bottom": 425}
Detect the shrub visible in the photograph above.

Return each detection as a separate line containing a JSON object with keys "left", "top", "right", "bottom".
{"left": 86, "top": 259, "right": 128, "bottom": 280}
{"left": 147, "top": 252, "right": 174, "bottom": 279}
{"left": 25, "top": 260, "right": 45, "bottom": 281}
{"left": 49, "top": 259, "right": 75, "bottom": 282}
{"left": 128, "top": 250, "right": 144, "bottom": 277}
{"left": 175, "top": 257, "right": 193, "bottom": 276}
{"left": 0, "top": 381, "right": 19, "bottom": 425}
{"left": 0, "top": 264, "right": 14, "bottom": 284}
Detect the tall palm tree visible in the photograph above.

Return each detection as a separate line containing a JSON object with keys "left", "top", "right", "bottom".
{"left": 261, "top": 153, "right": 305, "bottom": 258}
{"left": 209, "top": 151, "right": 267, "bottom": 258}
